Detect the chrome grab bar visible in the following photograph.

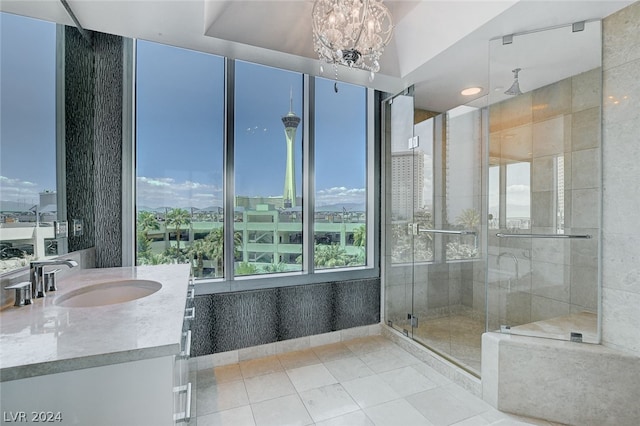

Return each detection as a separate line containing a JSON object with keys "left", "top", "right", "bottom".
{"left": 496, "top": 233, "right": 591, "bottom": 239}
{"left": 419, "top": 228, "right": 477, "bottom": 236}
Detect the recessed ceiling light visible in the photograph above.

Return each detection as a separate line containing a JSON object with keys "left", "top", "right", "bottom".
{"left": 461, "top": 87, "right": 482, "bottom": 96}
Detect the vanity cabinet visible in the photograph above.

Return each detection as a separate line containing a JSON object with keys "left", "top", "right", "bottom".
{"left": 0, "top": 265, "right": 192, "bottom": 426}
{"left": 1, "top": 356, "right": 175, "bottom": 425}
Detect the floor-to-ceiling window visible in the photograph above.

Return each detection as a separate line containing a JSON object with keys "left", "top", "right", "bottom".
{"left": 135, "top": 40, "right": 376, "bottom": 288}
{"left": 135, "top": 41, "right": 224, "bottom": 277}
{"left": 234, "top": 61, "right": 303, "bottom": 276}
{"left": 314, "top": 78, "right": 367, "bottom": 269}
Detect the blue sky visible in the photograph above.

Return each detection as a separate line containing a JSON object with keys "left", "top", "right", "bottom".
{"left": 136, "top": 40, "right": 367, "bottom": 209}
{"left": 0, "top": 13, "right": 367, "bottom": 210}
{"left": 0, "top": 13, "right": 56, "bottom": 206}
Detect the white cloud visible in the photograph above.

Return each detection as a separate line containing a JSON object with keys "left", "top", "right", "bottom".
{"left": 137, "top": 176, "right": 222, "bottom": 209}
{"left": 0, "top": 176, "right": 41, "bottom": 203}
{"left": 316, "top": 186, "right": 365, "bottom": 206}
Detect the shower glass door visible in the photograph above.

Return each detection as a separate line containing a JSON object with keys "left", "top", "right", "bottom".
{"left": 384, "top": 91, "right": 417, "bottom": 338}
{"left": 384, "top": 89, "right": 487, "bottom": 376}
{"left": 487, "top": 21, "right": 602, "bottom": 343}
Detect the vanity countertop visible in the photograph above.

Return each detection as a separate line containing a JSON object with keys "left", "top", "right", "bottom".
{"left": 0, "top": 264, "right": 191, "bottom": 382}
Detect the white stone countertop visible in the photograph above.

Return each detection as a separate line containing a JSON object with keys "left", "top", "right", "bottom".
{"left": 0, "top": 264, "right": 191, "bottom": 382}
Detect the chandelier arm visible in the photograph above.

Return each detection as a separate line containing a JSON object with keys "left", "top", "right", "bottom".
{"left": 351, "top": 0, "right": 370, "bottom": 49}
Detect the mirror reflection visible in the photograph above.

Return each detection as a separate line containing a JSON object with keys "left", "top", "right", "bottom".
{"left": 0, "top": 13, "right": 63, "bottom": 274}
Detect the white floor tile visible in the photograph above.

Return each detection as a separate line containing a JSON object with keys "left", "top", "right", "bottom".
{"left": 314, "top": 410, "right": 374, "bottom": 426}
{"left": 239, "top": 355, "right": 283, "bottom": 379}
{"left": 323, "top": 356, "right": 375, "bottom": 382}
{"left": 251, "top": 394, "right": 313, "bottom": 426}
{"left": 451, "top": 414, "right": 491, "bottom": 426}
{"left": 197, "top": 363, "right": 243, "bottom": 386}
{"left": 358, "top": 347, "right": 420, "bottom": 373}
{"left": 377, "top": 365, "right": 438, "bottom": 397}
{"left": 299, "top": 383, "right": 360, "bottom": 422}
{"left": 341, "top": 374, "right": 401, "bottom": 408}
{"left": 343, "top": 336, "right": 395, "bottom": 355}
{"left": 312, "top": 342, "right": 354, "bottom": 362}
{"left": 406, "top": 387, "right": 486, "bottom": 426}
{"left": 410, "top": 362, "right": 454, "bottom": 386}
{"left": 244, "top": 371, "right": 296, "bottom": 404}
{"left": 364, "top": 398, "right": 434, "bottom": 426}
{"left": 278, "top": 348, "right": 322, "bottom": 370}
{"left": 286, "top": 363, "right": 338, "bottom": 392}
{"left": 197, "top": 405, "right": 255, "bottom": 426}
{"left": 196, "top": 380, "right": 249, "bottom": 416}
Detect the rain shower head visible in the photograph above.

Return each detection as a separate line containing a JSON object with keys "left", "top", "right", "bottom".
{"left": 504, "top": 68, "right": 523, "bottom": 96}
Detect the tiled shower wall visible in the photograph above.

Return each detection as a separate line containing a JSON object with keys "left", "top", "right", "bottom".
{"left": 191, "top": 278, "right": 380, "bottom": 356}
{"left": 65, "top": 28, "right": 125, "bottom": 268}
{"left": 602, "top": 1, "right": 640, "bottom": 356}
{"left": 483, "top": 67, "right": 601, "bottom": 328}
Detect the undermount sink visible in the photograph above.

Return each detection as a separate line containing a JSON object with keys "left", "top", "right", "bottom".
{"left": 55, "top": 280, "right": 162, "bottom": 308}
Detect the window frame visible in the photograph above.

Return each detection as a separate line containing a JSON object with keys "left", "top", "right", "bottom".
{"left": 128, "top": 48, "right": 379, "bottom": 293}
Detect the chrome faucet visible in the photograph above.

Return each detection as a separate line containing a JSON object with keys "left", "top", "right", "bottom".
{"left": 30, "top": 259, "right": 78, "bottom": 298}
{"left": 497, "top": 252, "right": 519, "bottom": 279}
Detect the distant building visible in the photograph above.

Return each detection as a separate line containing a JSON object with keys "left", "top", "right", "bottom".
{"left": 391, "top": 150, "right": 425, "bottom": 220}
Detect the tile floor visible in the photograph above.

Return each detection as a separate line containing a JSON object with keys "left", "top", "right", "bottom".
{"left": 188, "top": 335, "right": 564, "bottom": 426}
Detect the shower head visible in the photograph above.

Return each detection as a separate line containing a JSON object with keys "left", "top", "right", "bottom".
{"left": 504, "top": 68, "right": 523, "bottom": 96}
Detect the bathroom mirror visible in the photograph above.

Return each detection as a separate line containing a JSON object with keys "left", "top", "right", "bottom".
{"left": 0, "top": 12, "right": 67, "bottom": 275}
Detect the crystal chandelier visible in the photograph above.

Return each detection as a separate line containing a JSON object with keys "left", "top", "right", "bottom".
{"left": 312, "top": 0, "right": 393, "bottom": 82}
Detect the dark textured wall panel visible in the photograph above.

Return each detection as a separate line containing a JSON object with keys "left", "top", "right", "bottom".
{"left": 65, "top": 27, "right": 95, "bottom": 253}
{"left": 192, "top": 294, "right": 216, "bottom": 356}
{"left": 64, "top": 28, "right": 124, "bottom": 267}
{"left": 210, "top": 290, "right": 279, "bottom": 353}
{"left": 92, "top": 33, "right": 123, "bottom": 268}
{"left": 333, "top": 278, "right": 381, "bottom": 330}
{"left": 192, "top": 278, "right": 381, "bottom": 357}
{"left": 278, "top": 283, "right": 333, "bottom": 340}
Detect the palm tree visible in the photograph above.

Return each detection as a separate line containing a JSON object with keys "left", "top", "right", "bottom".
{"left": 136, "top": 211, "right": 160, "bottom": 262}
{"left": 455, "top": 208, "right": 480, "bottom": 229}
{"left": 165, "top": 208, "right": 191, "bottom": 252}
{"left": 236, "top": 261, "right": 258, "bottom": 276}
{"left": 187, "top": 239, "right": 209, "bottom": 278}
{"left": 202, "top": 227, "right": 242, "bottom": 277}
{"left": 262, "top": 262, "right": 287, "bottom": 273}
{"left": 353, "top": 224, "right": 366, "bottom": 247}
{"left": 314, "top": 244, "right": 350, "bottom": 269}
{"left": 137, "top": 211, "right": 159, "bottom": 242}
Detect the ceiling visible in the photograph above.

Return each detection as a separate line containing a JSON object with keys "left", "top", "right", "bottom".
{"left": 1, "top": 0, "right": 633, "bottom": 111}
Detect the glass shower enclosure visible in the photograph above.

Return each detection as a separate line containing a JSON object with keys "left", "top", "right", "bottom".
{"left": 383, "top": 89, "right": 487, "bottom": 375}
{"left": 383, "top": 20, "right": 602, "bottom": 377}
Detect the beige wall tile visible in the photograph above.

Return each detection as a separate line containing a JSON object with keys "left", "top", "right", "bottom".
{"left": 570, "top": 265, "right": 598, "bottom": 310}
{"left": 602, "top": 232, "right": 640, "bottom": 295}
{"left": 571, "top": 148, "right": 600, "bottom": 189}
{"left": 602, "top": 287, "right": 640, "bottom": 354}
{"left": 493, "top": 92, "right": 533, "bottom": 132}
{"left": 533, "top": 79, "right": 571, "bottom": 122}
{"left": 571, "top": 107, "right": 601, "bottom": 151}
{"left": 571, "top": 188, "right": 600, "bottom": 229}
{"left": 572, "top": 68, "right": 602, "bottom": 112}
{"left": 603, "top": 1, "right": 640, "bottom": 71}
{"left": 532, "top": 116, "right": 566, "bottom": 157}
{"left": 603, "top": 60, "right": 640, "bottom": 126}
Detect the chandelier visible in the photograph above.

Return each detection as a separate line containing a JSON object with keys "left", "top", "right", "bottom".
{"left": 312, "top": 0, "right": 393, "bottom": 82}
